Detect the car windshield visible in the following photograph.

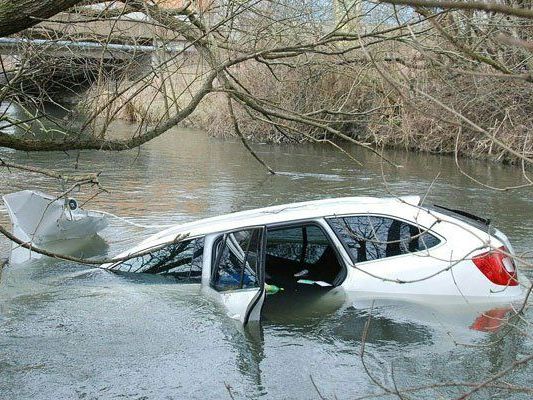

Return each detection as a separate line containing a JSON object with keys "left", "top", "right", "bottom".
{"left": 108, "top": 237, "right": 204, "bottom": 282}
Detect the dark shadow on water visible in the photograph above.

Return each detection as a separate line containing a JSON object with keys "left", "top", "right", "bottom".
{"left": 224, "top": 320, "right": 267, "bottom": 397}
{"left": 261, "top": 288, "right": 434, "bottom": 346}
{"left": 330, "top": 306, "right": 434, "bottom": 346}
{"left": 260, "top": 289, "right": 524, "bottom": 348}
{"left": 261, "top": 286, "right": 346, "bottom": 325}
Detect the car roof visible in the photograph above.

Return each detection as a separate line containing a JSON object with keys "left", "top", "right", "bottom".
{"left": 147, "top": 195, "right": 422, "bottom": 244}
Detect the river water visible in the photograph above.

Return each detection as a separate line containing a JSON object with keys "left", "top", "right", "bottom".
{"left": 0, "top": 122, "right": 532, "bottom": 399}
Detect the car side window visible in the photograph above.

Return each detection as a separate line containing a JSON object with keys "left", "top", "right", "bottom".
{"left": 266, "top": 226, "right": 303, "bottom": 262}
{"left": 211, "top": 228, "right": 263, "bottom": 291}
{"left": 327, "top": 216, "right": 440, "bottom": 263}
{"left": 266, "top": 225, "right": 331, "bottom": 264}
{"left": 110, "top": 237, "right": 204, "bottom": 282}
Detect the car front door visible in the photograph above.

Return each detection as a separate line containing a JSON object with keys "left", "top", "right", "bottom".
{"left": 209, "top": 226, "right": 266, "bottom": 325}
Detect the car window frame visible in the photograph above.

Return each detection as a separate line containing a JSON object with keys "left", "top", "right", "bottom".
{"left": 210, "top": 225, "right": 266, "bottom": 293}
{"left": 265, "top": 222, "right": 334, "bottom": 265}
{"left": 325, "top": 213, "right": 445, "bottom": 265}
{"left": 264, "top": 219, "right": 348, "bottom": 287}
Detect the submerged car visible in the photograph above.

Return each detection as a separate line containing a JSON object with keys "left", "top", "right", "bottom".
{"left": 102, "top": 196, "right": 527, "bottom": 325}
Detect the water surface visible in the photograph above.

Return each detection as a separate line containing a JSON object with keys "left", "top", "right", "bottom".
{"left": 0, "top": 123, "right": 531, "bottom": 399}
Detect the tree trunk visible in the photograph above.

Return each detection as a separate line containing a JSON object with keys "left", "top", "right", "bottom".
{"left": 0, "top": 0, "right": 87, "bottom": 36}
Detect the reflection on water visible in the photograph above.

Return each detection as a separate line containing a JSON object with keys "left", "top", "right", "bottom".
{"left": 0, "top": 114, "right": 532, "bottom": 398}
{"left": 470, "top": 307, "right": 514, "bottom": 332}
{"left": 262, "top": 287, "right": 346, "bottom": 326}
{"left": 329, "top": 305, "right": 434, "bottom": 346}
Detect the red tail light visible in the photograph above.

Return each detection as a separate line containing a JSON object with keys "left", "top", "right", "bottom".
{"left": 472, "top": 246, "right": 518, "bottom": 286}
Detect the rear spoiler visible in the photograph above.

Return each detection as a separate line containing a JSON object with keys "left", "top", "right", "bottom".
{"left": 432, "top": 204, "right": 491, "bottom": 226}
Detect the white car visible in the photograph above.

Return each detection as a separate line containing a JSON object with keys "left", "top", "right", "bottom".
{"left": 102, "top": 196, "right": 527, "bottom": 325}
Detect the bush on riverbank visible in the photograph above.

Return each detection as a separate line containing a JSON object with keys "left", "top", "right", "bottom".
{"left": 78, "top": 62, "right": 205, "bottom": 132}
{"left": 194, "top": 61, "right": 532, "bottom": 164}
{"left": 78, "top": 59, "right": 532, "bottom": 165}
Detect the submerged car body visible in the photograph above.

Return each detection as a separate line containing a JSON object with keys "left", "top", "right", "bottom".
{"left": 102, "top": 196, "right": 527, "bottom": 325}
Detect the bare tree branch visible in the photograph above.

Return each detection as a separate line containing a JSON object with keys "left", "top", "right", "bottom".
{"left": 379, "top": 0, "right": 533, "bottom": 19}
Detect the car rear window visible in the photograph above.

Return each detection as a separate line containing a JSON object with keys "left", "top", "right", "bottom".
{"left": 327, "top": 216, "right": 440, "bottom": 263}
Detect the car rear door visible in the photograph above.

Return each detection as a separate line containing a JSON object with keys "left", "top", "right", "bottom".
{"left": 209, "top": 226, "right": 266, "bottom": 325}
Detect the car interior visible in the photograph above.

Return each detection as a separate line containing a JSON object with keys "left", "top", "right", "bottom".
{"left": 264, "top": 223, "right": 345, "bottom": 292}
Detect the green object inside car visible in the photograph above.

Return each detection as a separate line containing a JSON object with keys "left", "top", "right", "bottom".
{"left": 265, "top": 283, "right": 283, "bottom": 294}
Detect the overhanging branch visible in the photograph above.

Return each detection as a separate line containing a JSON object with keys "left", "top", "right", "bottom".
{"left": 378, "top": 0, "right": 533, "bottom": 19}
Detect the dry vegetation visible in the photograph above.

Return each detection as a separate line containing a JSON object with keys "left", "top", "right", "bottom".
{"left": 83, "top": 53, "right": 532, "bottom": 163}
{"left": 0, "top": 1, "right": 532, "bottom": 166}
{"left": 52, "top": 1, "right": 532, "bottom": 164}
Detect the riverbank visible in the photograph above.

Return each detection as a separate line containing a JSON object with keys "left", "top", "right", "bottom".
{"left": 78, "top": 61, "right": 532, "bottom": 165}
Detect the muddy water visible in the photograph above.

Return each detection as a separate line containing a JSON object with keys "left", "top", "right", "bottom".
{"left": 0, "top": 121, "right": 531, "bottom": 399}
